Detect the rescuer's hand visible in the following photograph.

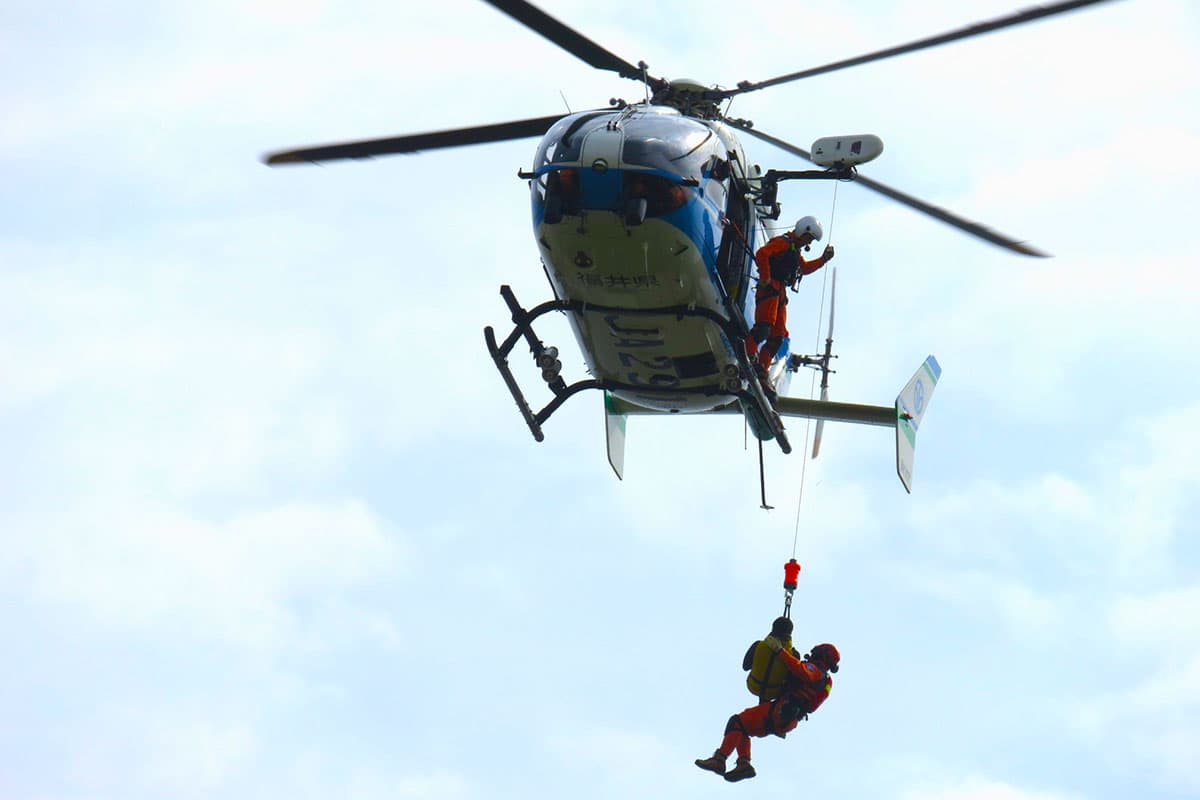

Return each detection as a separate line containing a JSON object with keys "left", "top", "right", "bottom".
{"left": 763, "top": 636, "right": 782, "bottom": 653}
{"left": 822, "top": 245, "right": 835, "bottom": 264}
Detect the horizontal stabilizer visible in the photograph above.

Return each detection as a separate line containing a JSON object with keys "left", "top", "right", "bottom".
{"left": 774, "top": 396, "right": 894, "bottom": 426}
{"left": 602, "top": 355, "right": 941, "bottom": 493}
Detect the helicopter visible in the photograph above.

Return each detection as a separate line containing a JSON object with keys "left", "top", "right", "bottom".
{"left": 264, "top": 0, "right": 1115, "bottom": 493}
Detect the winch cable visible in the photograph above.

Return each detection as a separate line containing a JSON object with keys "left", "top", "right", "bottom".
{"left": 779, "top": 183, "right": 840, "bottom": 618}
{"left": 788, "top": 181, "right": 839, "bottom": 559}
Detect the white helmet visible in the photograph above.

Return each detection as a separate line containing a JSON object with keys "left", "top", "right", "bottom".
{"left": 793, "top": 216, "right": 823, "bottom": 241}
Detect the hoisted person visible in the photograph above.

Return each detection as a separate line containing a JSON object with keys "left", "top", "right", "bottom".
{"left": 695, "top": 632, "right": 841, "bottom": 783}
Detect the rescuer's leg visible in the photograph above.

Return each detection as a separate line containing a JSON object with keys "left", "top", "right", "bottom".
{"left": 695, "top": 712, "right": 750, "bottom": 775}
{"left": 757, "top": 300, "right": 789, "bottom": 371}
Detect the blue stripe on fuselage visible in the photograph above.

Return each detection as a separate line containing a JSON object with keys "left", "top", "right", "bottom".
{"left": 530, "top": 166, "right": 725, "bottom": 282}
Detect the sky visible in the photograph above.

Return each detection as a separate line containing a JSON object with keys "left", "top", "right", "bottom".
{"left": 2, "top": 0, "right": 1198, "bottom": 798}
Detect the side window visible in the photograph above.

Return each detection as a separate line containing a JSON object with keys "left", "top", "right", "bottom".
{"left": 623, "top": 172, "right": 687, "bottom": 217}
{"left": 702, "top": 154, "right": 730, "bottom": 210}
{"left": 547, "top": 169, "right": 581, "bottom": 207}
{"left": 716, "top": 184, "right": 752, "bottom": 299}
{"left": 542, "top": 168, "right": 582, "bottom": 224}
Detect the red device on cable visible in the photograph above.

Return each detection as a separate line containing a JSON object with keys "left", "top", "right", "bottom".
{"left": 783, "top": 559, "right": 801, "bottom": 592}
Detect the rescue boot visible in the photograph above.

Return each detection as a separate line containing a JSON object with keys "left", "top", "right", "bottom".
{"left": 724, "top": 758, "right": 757, "bottom": 783}
{"left": 694, "top": 750, "right": 727, "bottom": 776}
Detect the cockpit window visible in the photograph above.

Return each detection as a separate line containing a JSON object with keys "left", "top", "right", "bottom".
{"left": 533, "top": 112, "right": 611, "bottom": 168}
{"left": 541, "top": 168, "right": 583, "bottom": 222}
{"left": 623, "top": 172, "right": 687, "bottom": 217}
{"left": 622, "top": 114, "right": 722, "bottom": 176}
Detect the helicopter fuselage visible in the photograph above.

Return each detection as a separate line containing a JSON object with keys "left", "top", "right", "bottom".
{"left": 528, "top": 104, "right": 770, "bottom": 412}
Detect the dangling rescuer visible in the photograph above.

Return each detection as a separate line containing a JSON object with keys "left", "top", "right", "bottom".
{"left": 745, "top": 216, "right": 835, "bottom": 396}
{"left": 695, "top": 617, "right": 840, "bottom": 783}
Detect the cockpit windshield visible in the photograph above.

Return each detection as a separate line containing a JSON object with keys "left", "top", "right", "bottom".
{"left": 621, "top": 111, "right": 723, "bottom": 177}
{"left": 533, "top": 112, "right": 613, "bottom": 169}
{"left": 533, "top": 108, "right": 726, "bottom": 180}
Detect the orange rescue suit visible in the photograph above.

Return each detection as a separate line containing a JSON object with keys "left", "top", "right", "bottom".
{"left": 721, "top": 648, "right": 832, "bottom": 760}
{"left": 745, "top": 233, "right": 830, "bottom": 369}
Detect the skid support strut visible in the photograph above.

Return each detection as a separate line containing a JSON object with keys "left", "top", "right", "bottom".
{"left": 484, "top": 285, "right": 600, "bottom": 442}
{"left": 483, "top": 284, "right": 791, "bottom": 452}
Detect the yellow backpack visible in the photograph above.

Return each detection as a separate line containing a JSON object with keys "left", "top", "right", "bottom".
{"left": 744, "top": 635, "right": 793, "bottom": 701}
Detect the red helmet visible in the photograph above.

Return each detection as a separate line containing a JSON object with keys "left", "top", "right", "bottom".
{"left": 808, "top": 643, "right": 840, "bottom": 673}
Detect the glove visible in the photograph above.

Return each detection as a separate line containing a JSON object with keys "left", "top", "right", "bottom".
{"left": 821, "top": 245, "right": 835, "bottom": 264}
{"left": 750, "top": 321, "right": 771, "bottom": 344}
{"left": 763, "top": 636, "right": 782, "bottom": 653}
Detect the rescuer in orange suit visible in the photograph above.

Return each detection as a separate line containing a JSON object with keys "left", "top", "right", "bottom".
{"left": 694, "top": 641, "right": 840, "bottom": 783}
{"left": 746, "top": 216, "right": 835, "bottom": 395}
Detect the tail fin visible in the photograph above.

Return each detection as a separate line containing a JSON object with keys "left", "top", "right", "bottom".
{"left": 604, "top": 391, "right": 627, "bottom": 480}
{"left": 895, "top": 356, "right": 941, "bottom": 493}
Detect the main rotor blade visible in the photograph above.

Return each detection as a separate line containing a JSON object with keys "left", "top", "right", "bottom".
{"left": 723, "top": 0, "right": 1117, "bottom": 97}
{"left": 731, "top": 122, "right": 1048, "bottom": 257}
{"left": 263, "top": 114, "right": 562, "bottom": 165}
{"left": 481, "top": 0, "right": 646, "bottom": 81}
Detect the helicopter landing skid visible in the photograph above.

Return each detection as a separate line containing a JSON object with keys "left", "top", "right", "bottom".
{"left": 484, "top": 288, "right": 599, "bottom": 443}
{"left": 484, "top": 285, "right": 791, "bottom": 453}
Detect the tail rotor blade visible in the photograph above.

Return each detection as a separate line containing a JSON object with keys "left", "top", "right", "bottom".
{"left": 812, "top": 386, "right": 829, "bottom": 459}
{"left": 812, "top": 267, "right": 837, "bottom": 459}
{"left": 826, "top": 267, "right": 837, "bottom": 340}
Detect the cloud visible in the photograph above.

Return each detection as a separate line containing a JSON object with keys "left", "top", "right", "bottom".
{"left": 138, "top": 718, "right": 259, "bottom": 794}
{"left": 899, "top": 775, "right": 1083, "bottom": 800}
{"left": 547, "top": 725, "right": 673, "bottom": 768}
{"left": 906, "top": 402, "right": 1200, "bottom": 578}
{"left": 62, "top": 705, "right": 259, "bottom": 799}
{"left": 277, "top": 763, "right": 475, "bottom": 800}
{"left": 57, "top": 697, "right": 475, "bottom": 800}
{"left": 894, "top": 403, "right": 1200, "bottom": 794}
{"left": 1072, "top": 648, "right": 1200, "bottom": 794}
{"left": 1109, "top": 586, "right": 1200, "bottom": 654}
{"left": 898, "top": 567, "right": 1068, "bottom": 639}
{"left": 544, "top": 725, "right": 686, "bottom": 796}
{"left": 1, "top": 4, "right": 1197, "bottom": 800}
{"left": 6, "top": 499, "right": 403, "bottom": 649}
{"left": 387, "top": 771, "right": 471, "bottom": 800}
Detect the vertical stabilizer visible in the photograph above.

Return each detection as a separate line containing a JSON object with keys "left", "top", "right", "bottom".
{"left": 604, "top": 392, "right": 627, "bottom": 480}
{"left": 895, "top": 356, "right": 941, "bottom": 493}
